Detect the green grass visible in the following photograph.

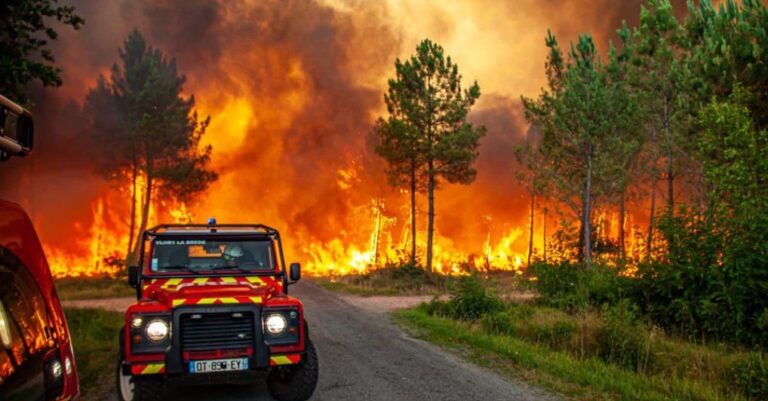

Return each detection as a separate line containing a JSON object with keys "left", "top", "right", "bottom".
{"left": 64, "top": 307, "right": 123, "bottom": 401}
{"left": 309, "top": 266, "right": 452, "bottom": 296}
{"left": 312, "top": 278, "right": 410, "bottom": 296}
{"left": 393, "top": 307, "right": 746, "bottom": 401}
{"left": 55, "top": 276, "right": 135, "bottom": 300}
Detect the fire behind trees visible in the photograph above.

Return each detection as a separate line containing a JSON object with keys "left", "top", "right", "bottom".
{"left": 84, "top": 30, "right": 217, "bottom": 261}
{"left": 520, "top": 0, "right": 768, "bottom": 346}
{"left": 375, "top": 39, "right": 485, "bottom": 274}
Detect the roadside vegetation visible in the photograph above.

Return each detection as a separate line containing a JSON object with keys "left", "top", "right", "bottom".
{"left": 389, "top": 3, "right": 762, "bottom": 399}
{"left": 55, "top": 276, "right": 134, "bottom": 300}
{"left": 64, "top": 307, "right": 123, "bottom": 401}
{"left": 312, "top": 263, "right": 451, "bottom": 296}
{"left": 396, "top": 275, "right": 765, "bottom": 401}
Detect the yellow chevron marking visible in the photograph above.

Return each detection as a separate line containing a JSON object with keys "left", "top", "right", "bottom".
{"left": 192, "top": 278, "right": 208, "bottom": 285}
{"left": 220, "top": 277, "right": 237, "bottom": 284}
{"left": 218, "top": 297, "right": 239, "bottom": 304}
{"left": 197, "top": 298, "right": 218, "bottom": 305}
{"left": 270, "top": 356, "right": 294, "bottom": 365}
{"left": 249, "top": 296, "right": 263, "bottom": 304}
{"left": 163, "top": 278, "right": 183, "bottom": 288}
{"left": 142, "top": 363, "right": 165, "bottom": 374}
{"left": 172, "top": 299, "right": 186, "bottom": 307}
{"left": 246, "top": 276, "right": 265, "bottom": 285}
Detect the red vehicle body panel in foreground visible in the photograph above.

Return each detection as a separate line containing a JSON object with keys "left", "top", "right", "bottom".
{"left": 0, "top": 199, "right": 80, "bottom": 400}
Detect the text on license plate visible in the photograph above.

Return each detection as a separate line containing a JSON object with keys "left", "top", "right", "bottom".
{"left": 189, "top": 358, "right": 249, "bottom": 373}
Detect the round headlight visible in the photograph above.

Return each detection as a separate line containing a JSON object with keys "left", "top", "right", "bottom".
{"left": 265, "top": 314, "right": 287, "bottom": 336}
{"left": 50, "top": 359, "right": 63, "bottom": 378}
{"left": 145, "top": 319, "right": 169, "bottom": 342}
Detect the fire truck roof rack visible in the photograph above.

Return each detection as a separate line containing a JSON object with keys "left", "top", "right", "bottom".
{"left": 146, "top": 224, "right": 280, "bottom": 236}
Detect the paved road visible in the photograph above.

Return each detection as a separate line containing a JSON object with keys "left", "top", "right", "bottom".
{"left": 107, "top": 282, "right": 556, "bottom": 401}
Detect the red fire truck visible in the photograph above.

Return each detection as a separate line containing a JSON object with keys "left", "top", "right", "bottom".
{"left": 116, "top": 222, "right": 319, "bottom": 401}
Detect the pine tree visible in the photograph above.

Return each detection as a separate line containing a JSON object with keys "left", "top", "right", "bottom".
{"left": 524, "top": 34, "right": 637, "bottom": 266}
{"left": 86, "top": 30, "right": 217, "bottom": 261}
{"left": 0, "top": 0, "right": 84, "bottom": 103}
{"left": 376, "top": 39, "right": 485, "bottom": 273}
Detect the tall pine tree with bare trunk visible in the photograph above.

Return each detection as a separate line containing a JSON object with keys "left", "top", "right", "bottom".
{"left": 86, "top": 30, "right": 217, "bottom": 263}
{"left": 376, "top": 39, "right": 485, "bottom": 273}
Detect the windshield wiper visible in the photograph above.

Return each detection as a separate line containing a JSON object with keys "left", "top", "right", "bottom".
{"left": 207, "top": 265, "right": 244, "bottom": 271}
{"left": 162, "top": 265, "right": 202, "bottom": 274}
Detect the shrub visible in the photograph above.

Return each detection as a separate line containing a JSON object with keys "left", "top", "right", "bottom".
{"left": 536, "top": 319, "right": 578, "bottom": 350}
{"left": 480, "top": 310, "right": 518, "bottom": 336}
{"left": 597, "top": 300, "right": 652, "bottom": 372}
{"left": 422, "top": 299, "right": 453, "bottom": 317}
{"left": 481, "top": 305, "right": 577, "bottom": 351}
{"left": 728, "top": 353, "right": 768, "bottom": 400}
{"left": 531, "top": 261, "right": 629, "bottom": 311}
{"left": 446, "top": 275, "right": 503, "bottom": 320}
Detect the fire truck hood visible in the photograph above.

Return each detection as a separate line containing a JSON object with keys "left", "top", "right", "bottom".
{"left": 140, "top": 275, "right": 284, "bottom": 308}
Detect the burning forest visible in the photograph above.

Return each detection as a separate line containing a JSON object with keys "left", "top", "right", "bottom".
{"left": 0, "top": 0, "right": 708, "bottom": 278}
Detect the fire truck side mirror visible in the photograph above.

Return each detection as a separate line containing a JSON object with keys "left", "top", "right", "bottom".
{"left": 289, "top": 263, "right": 301, "bottom": 282}
{"left": 0, "top": 94, "right": 34, "bottom": 161}
{"left": 128, "top": 265, "right": 140, "bottom": 288}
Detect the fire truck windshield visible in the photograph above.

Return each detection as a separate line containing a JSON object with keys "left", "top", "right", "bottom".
{"left": 150, "top": 238, "right": 275, "bottom": 272}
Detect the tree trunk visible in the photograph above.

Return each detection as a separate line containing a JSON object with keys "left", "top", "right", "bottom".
{"left": 527, "top": 193, "right": 535, "bottom": 267}
{"left": 583, "top": 145, "right": 593, "bottom": 268}
{"left": 410, "top": 157, "right": 417, "bottom": 265}
{"left": 132, "top": 165, "right": 153, "bottom": 260}
{"left": 126, "top": 165, "right": 138, "bottom": 263}
{"left": 647, "top": 175, "right": 658, "bottom": 261}
{"left": 426, "top": 164, "right": 435, "bottom": 274}
{"left": 542, "top": 206, "right": 548, "bottom": 263}
{"left": 619, "top": 190, "right": 626, "bottom": 261}
{"left": 663, "top": 96, "right": 674, "bottom": 216}
{"left": 666, "top": 152, "right": 674, "bottom": 215}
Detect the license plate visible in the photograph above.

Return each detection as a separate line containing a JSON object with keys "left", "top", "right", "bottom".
{"left": 189, "top": 358, "right": 249, "bottom": 374}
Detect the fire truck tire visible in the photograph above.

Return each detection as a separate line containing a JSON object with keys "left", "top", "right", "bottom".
{"left": 116, "top": 353, "right": 164, "bottom": 401}
{"left": 267, "top": 338, "right": 319, "bottom": 401}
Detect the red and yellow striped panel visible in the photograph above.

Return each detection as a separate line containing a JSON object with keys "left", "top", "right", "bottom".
{"left": 130, "top": 362, "right": 166, "bottom": 375}
{"left": 171, "top": 295, "right": 264, "bottom": 307}
{"left": 142, "top": 275, "right": 282, "bottom": 293}
{"left": 269, "top": 354, "right": 302, "bottom": 366}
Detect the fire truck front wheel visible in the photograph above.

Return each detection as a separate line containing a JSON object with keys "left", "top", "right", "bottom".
{"left": 116, "top": 354, "right": 164, "bottom": 401}
{"left": 267, "top": 338, "right": 319, "bottom": 401}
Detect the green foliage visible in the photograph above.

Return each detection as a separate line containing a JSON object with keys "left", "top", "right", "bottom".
{"left": 728, "top": 353, "right": 768, "bottom": 400}
{"left": 315, "top": 261, "right": 450, "bottom": 296}
{"left": 448, "top": 275, "right": 503, "bottom": 320}
{"left": 480, "top": 305, "right": 577, "bottom": 351}
{"left": 521, "top": 0, "right": 768, "bottom": 350}
{"left": 397, "top": 307, "right": 750, "bottom": 401}
{"left": 530, "top": 261, "right": 628, "bottom": 310}
{"left": 633, "top": 97, "right": 768, "bottom": 346}
{"left": 597, "top": 300, "right": 652, "bottom": 372}
{"left": 425, "top": 275, "right": 501, "bottom": 320}
{"left": 375, "top": 38, "right": 485, "bottom": 272}
{"left": 85, "top": 30, "right": 217, "bottom": 256}
{"left": 64, "top": 308, "right": 123, "bottom": 400}
{"left": 55, "top": 276, "right": 134, "bottom": 301}
{"left": 0, "top": 0, "right": 84, "bottom": 103}
{"left": 523, "top": 32, "right": 640, "bottom": 264}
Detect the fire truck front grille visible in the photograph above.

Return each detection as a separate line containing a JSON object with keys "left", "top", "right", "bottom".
{"left": 180, "top": 312, "right": 256, "bottom": 351}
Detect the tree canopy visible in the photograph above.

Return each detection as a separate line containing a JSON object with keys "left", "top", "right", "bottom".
{"left": 86, "top": 30, "right": 217, "bottom": 259}
{"left": 0, "top": 0, "right": 84, "bottom": 103}
{"left": 376, "top": 39, "right": 485, "bottom": 272}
